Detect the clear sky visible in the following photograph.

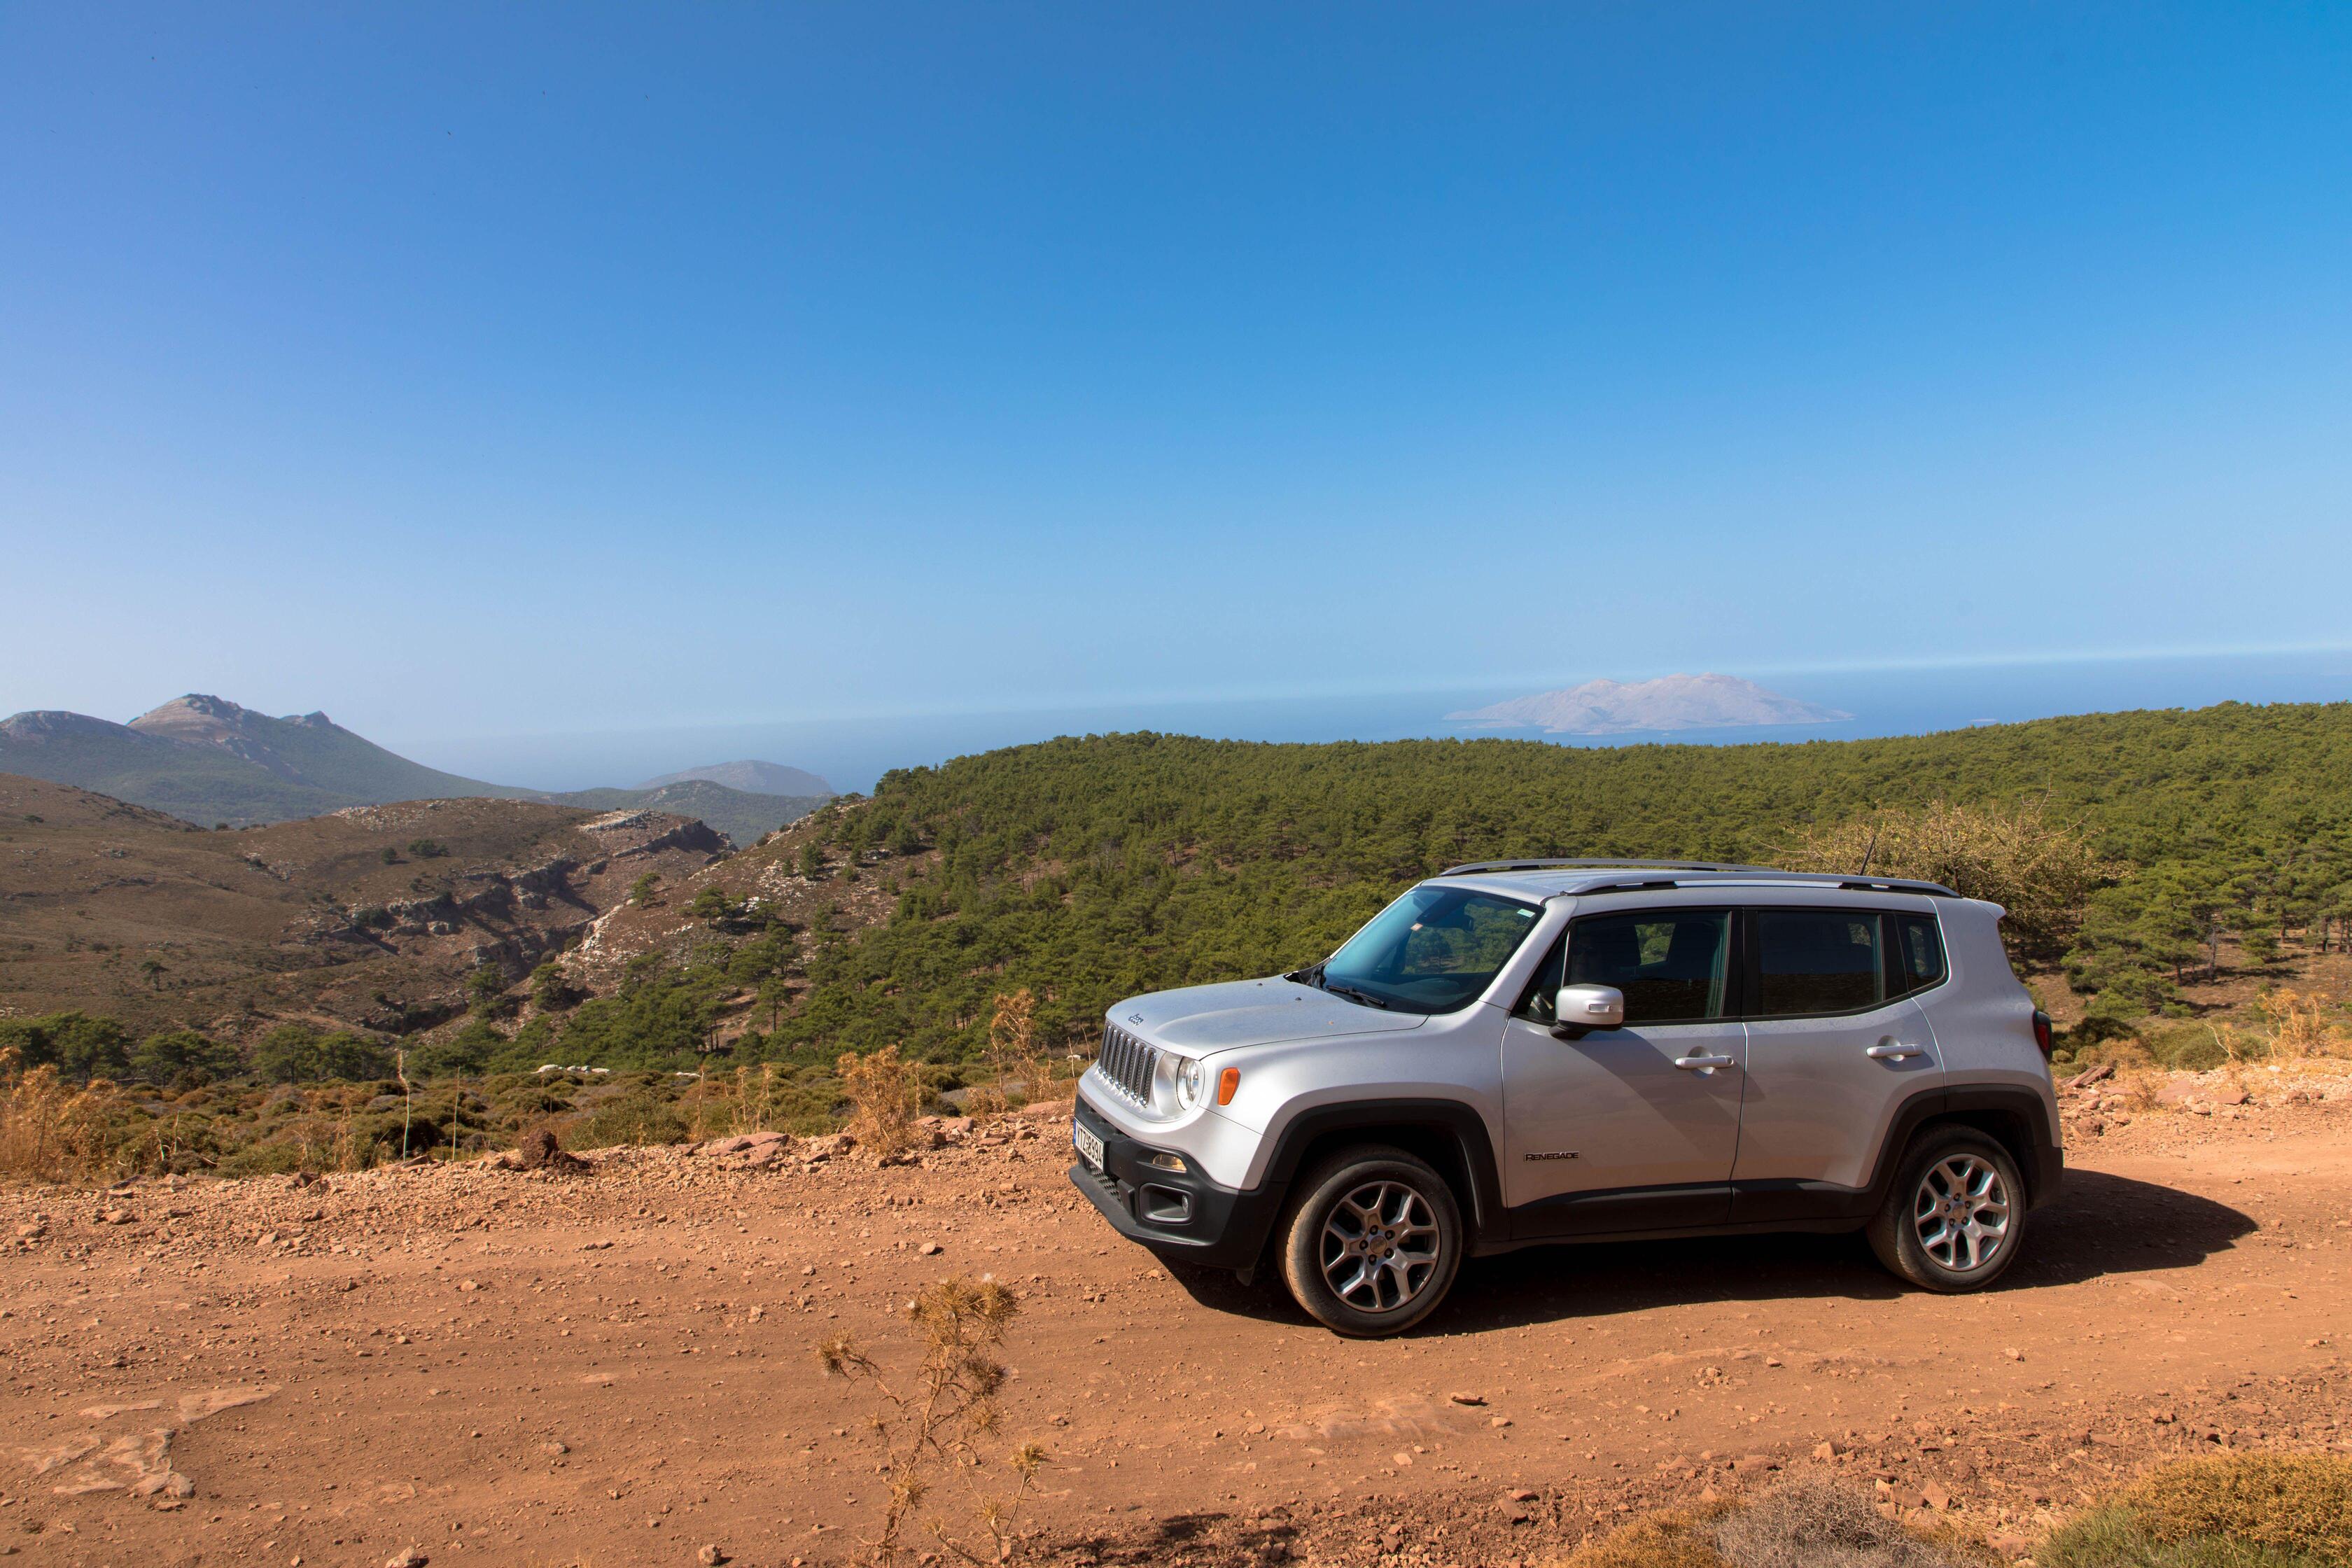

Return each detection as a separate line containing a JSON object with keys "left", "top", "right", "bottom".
{"left": 5, "top": 4, "right": 2349, "bottom": 752}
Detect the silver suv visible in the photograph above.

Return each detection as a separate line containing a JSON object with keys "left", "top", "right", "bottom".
{"left": 1070, "top": 860, "right": 2061, "bottom": 1336}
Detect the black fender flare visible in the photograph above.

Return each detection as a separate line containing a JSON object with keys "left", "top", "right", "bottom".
{"left": 1253, "top": 1098, "right": 1508, "bottom": 1247}
{"left": 1868, "top": 1083, "right": 2064, "bottom": 1212}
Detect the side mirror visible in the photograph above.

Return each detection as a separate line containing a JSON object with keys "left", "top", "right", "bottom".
{"left": 1553, "top": 983, "right": 1625, "bottom": 1037}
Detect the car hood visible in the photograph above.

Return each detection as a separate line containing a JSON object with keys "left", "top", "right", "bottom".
{"left": 1118, "top": 977, "right": 1425, "bottom": 1054}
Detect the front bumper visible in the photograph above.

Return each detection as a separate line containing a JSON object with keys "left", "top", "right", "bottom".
{"left": 1068, "top": 1097, "right": 1281, "bottom": 1272}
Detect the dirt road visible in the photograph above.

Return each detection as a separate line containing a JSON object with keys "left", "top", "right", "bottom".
{"left": 4, "top": 1084, "right": 2349, "bottom": 1568}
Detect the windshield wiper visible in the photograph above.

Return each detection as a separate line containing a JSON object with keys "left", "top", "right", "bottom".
{"left": 1324, "top": 981, "right": 1390, "bottom": 1010}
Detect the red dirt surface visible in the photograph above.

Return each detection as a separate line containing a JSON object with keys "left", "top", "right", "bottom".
{"left": 4, "top": 1079, "right": 2349, "bottom": 1568}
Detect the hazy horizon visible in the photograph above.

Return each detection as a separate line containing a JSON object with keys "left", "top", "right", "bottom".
{"left": 375, "top": 646, "right": 2352, "bottom": 796}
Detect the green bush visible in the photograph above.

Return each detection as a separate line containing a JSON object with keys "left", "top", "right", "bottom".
{"left": 2045, "top": 1455, "right": 2352, "bottom": 1568}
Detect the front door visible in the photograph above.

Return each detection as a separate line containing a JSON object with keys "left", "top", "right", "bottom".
{"left": 1731, "top": 908, "right": 1945, "bottom": 1219}
{"left": 1501, "top": 906, "right": 1745, "bottom": 1236}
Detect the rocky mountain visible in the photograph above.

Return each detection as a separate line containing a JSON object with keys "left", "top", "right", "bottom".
{"left": 640, "top": 760, "right": 834, "bottom": 798}
{"left": 0, "top": 774, "right": 729, "bottom": 1036}
{"left": 0, "top": 696, "right": 831, "bottom": 844}
{"left": 125, "top": 694, "right": 529, "bottom": 805}
{"left": 1448, "top": 673, "right": 1850, "bottom": 734}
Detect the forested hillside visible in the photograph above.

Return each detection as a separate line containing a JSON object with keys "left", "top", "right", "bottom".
{"left": 745, "top": 701, "right": 2352, "bottom": 1062}
{"left": 10, "top": 701, "right": 2351, "bottom": 1086}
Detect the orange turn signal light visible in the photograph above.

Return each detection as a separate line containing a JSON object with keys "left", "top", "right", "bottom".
{"left": 1216, "top": 1067, "right": 1240, "bottom": 1106}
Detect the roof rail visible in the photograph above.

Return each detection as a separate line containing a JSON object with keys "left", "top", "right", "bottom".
{"left": 1437, "top": 857, "right": 1776, "bottom": 877}
{"left": 1833, "top": 876, "right": 1960, "bottom": 897}
{"left": 1432, "top": 860, "right": 1963, "bottom": 899}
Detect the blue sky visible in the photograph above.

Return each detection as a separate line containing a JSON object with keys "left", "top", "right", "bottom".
{"left": 4, "top": 3, "right": 2349, "bottom": 755}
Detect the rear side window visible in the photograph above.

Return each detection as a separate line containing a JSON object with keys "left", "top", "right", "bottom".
{"left": 1564, "top": 909, "right": 1732, "bottom": 1025}
{"left": 1754, "top": 910, "right": 1882, "bottom": 1016}
{"left": 1890, "top": 914, "right": 1947, "bottom": 997}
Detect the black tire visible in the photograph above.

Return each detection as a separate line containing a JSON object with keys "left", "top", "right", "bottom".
{"left": 1278, "top": 1146, "right": 1464, "bottom": 1337}
{"left": 1866, "top": 1126, "right": 2027, "bottom": 1292}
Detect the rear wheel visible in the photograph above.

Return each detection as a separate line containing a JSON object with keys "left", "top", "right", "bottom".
{"left": 1278, "top": 1147, "right": 1463, "bottom": 1336}
{"left": 1867, "top": 1127, "right": 2026, "bottom": 1292}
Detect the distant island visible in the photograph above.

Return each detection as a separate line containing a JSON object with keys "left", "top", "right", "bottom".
{"left": 1448, "top": 673, "right": 1851, "bottom": 735}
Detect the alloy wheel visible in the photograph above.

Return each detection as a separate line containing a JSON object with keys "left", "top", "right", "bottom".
{"left": 1318, "top": 1179, "right": 1442, "bottom": 1312}
{"left": 1912, "top": 1152, "right": 2012, "bottom": 1273}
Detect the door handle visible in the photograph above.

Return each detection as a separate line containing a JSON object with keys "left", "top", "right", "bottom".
{"left": 1673, "top": 1051, "right": 1737, "bottom": 1073}
{"left": 1867, "top": 1040, "right": 1924, "bottom": 1060}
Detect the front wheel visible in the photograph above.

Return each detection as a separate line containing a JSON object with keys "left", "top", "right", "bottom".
{"left": 1278, "top": 1147, "right": 1463, "bottom": 1336}
{"left": 1866, "top": 1127, "right": 2026, "bottom": 1292}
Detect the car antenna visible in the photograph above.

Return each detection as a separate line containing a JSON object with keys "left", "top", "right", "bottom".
{"left": 1856, "top": 821, "right": 1880, "bottom": 877}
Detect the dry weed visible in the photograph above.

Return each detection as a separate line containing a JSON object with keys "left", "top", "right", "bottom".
{"left": 816, "top": 1275, "right": 1046, "bottom": 1567}
{"left": 972, "top": 990, "right": 1044, "bottom": 1114}
{"left": 839, "top": 1045, "right": 922, "bottom": 1158}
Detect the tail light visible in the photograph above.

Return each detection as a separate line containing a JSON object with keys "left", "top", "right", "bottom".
{"left": 2031, "top": 1009, "right": 2054, "bottom": 1058}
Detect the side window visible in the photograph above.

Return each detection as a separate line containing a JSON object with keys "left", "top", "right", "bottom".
{"left": 1511, "top": 935, "right": 1567, "bottom": 1023}
{"left": 1755, "top": 909, "right": 1883, "bottom": 1016}
{"left": 1893, "top": 914, "right": 1947, "bottom": 996}
{"left": 1564, "top": 910, "right": 1730, "bottom": 1025}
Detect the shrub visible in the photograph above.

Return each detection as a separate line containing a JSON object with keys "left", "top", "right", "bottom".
{"left": 1711, "top": 1483, "right": 1963, "bottom": 1568}
{"left": 1784, "top": 799, "right": 2119, "bottom": 960}
{"left": 564, "top": 1091, "right": 690, "bottom": 1150}
{"left": 2045, "top": 1453, "right": 2352, "bottom": 1568}
{"left": 1561, "top": 1511, "right": 1729, "bottom": 1568}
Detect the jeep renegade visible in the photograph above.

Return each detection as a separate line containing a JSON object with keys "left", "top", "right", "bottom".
{"left": 1070, "top": 860, "right": 2061, "bottom": 1336}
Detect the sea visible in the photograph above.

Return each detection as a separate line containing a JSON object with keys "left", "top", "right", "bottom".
{"left": 418, "top": 648, "right": 2352, "bottom": 797}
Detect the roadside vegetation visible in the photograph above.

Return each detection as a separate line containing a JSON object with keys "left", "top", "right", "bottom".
{"left": 1557, "top": 1455, "right": 2352, "bottom": 1568}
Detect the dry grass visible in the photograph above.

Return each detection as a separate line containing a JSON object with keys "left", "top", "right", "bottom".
{"left": 0, "top": 1047, "right": 150, "bottom": 1184}
{"left": 2257, "top": 991, "right": 2352, "bottom": 1063}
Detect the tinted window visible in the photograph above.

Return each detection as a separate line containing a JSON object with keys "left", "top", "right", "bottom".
{"left": 1564, "top": 910, "right": 1730, "bottom": 1025}
{"left": 1756, "top": 910, "right": 1883, "bottom": 1016}
{"left": 1321, "top": 886, "right": 1544, "bottom": 1015}
{"left": 1893, "top": 914, "right": 1947, "bottom": 996}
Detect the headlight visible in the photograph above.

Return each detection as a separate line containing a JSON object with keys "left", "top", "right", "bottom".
{"left": 1174, "top": 1055, "right": 1208, "bottom": 1111}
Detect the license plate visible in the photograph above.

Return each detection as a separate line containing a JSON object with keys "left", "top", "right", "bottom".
{"left": 1074, "top": 1122, "right": 1105, "bottom": 1172}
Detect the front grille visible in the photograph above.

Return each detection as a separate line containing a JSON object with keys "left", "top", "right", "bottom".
{"left": 1097, "top": 1023, "right": 1160, "bottom": 1105}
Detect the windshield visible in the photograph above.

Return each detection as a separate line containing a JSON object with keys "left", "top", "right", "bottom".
{"left": 1314, "top": 886, "right": 1545, "bottom": 1015}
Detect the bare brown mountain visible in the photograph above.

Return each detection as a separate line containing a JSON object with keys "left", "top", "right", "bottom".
{"left": 0, "top": 694, "right": 828, "bottom": 846}
{"left": 0, "top": 774, "right": 727, "bottom": 1039}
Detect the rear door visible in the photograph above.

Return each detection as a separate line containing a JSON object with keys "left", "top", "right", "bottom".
{"left": 1501, "top": 906, "right": 1746, "bottom": 1236}
{"left": 1730, "top": 906, "right": 1944, "bottom": 1220}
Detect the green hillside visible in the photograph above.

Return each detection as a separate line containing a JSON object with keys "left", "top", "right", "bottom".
{"left": 747, "top": 701, "right": 2352, "bottom": 1061}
